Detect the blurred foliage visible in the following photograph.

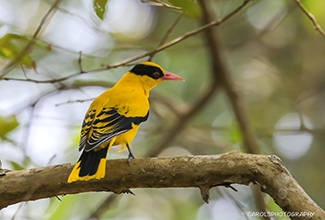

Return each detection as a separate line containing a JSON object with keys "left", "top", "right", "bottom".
{"left": 168, "top": 0, "right": 202, "bottom": 18}
{"left": 0, "top": 33, "right": 51, "bottom": 70}
{"left": 304, "top": 0, "right": 325, "bottom": 25}
{"left": 93, "top": 0, "right": 108, "bottom": 20}
{"left": 0, "top": 0, "right": 325, "bottom": 219}
{"left": 8, "top": 161, "right": 24, "bottom": 170}
{"left": 0, "top": 115, "right": 19, "bottom": 140}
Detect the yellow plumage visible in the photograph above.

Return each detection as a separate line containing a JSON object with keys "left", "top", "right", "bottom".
{"left": 68, "top": 61, "right": 184, "bottom": 183}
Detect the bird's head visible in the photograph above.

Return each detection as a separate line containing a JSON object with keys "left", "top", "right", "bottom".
{"left": 129, "top": 61, "right": 184, "bottom": 91}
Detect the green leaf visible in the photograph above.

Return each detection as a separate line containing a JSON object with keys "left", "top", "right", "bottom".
{"left": 0, "top": 33, "right": 52, "bottom": 51}
{"left": 266, "top": 196, "right": 290, "bottom": 219}
{"left": 93, "top": 0, "right": 108, "bottom": 20}
{"left": 47, "top": 195, "right": 79, "bottom": 220}
{"left": 0, "top": 33, "right": 51, "bottom": 69}
{"left": 167, "top": 0, "right": 201, "bottom": 18}
{"left": 9, "top": 161, "right": 25, "bottom": 170}
{"left": 228, "top": 122, "right": 242, "bottom": 144}
{"left": 0, "top": 115, "right": 19, "bottom": 139}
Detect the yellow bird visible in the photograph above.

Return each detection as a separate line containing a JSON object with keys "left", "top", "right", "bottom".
{"left": 68, "top": 61, "right": 184, "bottom": 183}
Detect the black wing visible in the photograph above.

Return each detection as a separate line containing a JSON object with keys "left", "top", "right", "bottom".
{"left": 79, "top": 108, "right": 149, "bottom": 152}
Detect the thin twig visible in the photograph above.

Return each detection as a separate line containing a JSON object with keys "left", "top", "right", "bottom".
{"left": 159, "top": 13, "right": 184, "bottom": 46}
{"left": 78, "top": 51, "right": 84, "bottom": 73}
{"left": 147, "top": 1, "right": 252, "bottom": 157}
{"left": 294, "top": 0, "right": 325, "bottom": 37}
{"left": 141, "top": 0, "right": 182, "bottom": 10}
{"left": 3, "top": 73, "right": 81, "bottom": 84}
{"left": 148, "top": 81, "right": 220, "bottom": 157}
{"left": 3, "top": 0, "right": 250, "bottom": 84}
{"left": 149, "top": 12, "right": 184, "bottom": 61}
{"left": 85, "top": 194, "right": 119, "bottom": 220}
{"left": 55, "top": 98, "right": 94, "bottom": 106}
{"left": 10, "top": 203, "right": 25, "bottom": 220}
{"left": 0, "top": 0, "right": 64, "bottom": 79}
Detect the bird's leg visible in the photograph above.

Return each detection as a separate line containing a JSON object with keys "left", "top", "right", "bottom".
{"left": 126, "top": 143, "right": 135, "bottom": 163}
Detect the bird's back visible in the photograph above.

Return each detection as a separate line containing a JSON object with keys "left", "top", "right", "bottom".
{"left": 91, "top": 79, "right": 150, "bottom": 118}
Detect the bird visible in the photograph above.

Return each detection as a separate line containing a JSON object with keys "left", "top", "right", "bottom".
{"left": 67, "top": 61, "right": 184, "bottom": 183}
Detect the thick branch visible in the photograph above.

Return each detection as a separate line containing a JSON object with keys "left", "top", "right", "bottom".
{"left": 0, "top": 152, "right": 324, "bottom": 220}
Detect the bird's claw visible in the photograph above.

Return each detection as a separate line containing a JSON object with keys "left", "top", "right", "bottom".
{"left": 122, "top": 189, "right": 135, "bottom": 195}
{"left": 126, "top": 144, "right": 135, "bottom": 165}
{"left": 128, "top": 153, "right": 135, "bottom": 166}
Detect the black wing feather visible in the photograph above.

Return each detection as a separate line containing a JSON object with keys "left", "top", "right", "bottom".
{"left": 79, "top": 108, "right": 148, "bottom": 152}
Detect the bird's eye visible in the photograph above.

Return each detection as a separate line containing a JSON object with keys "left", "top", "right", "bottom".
{"left": 153, "top": 72, "right": 160, "bottom": 78}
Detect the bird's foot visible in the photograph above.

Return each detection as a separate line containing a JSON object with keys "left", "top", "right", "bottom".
{"left": 128, "top": 152, "right": 135, "bottom": 165}
{"left": 126, "top": 144, "right": 135, "bottom": 165}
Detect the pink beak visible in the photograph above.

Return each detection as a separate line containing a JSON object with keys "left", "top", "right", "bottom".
{"left": 161, "top": 71, "right": 185, "bottom": 81}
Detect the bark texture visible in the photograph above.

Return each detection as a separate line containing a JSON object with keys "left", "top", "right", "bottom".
{"left": 0, "top": 151, "right": 324, "bottom": 220}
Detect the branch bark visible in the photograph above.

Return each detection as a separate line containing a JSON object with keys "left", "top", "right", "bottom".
{"left": 0, "top": 151, "right": 324, "bottom": 220}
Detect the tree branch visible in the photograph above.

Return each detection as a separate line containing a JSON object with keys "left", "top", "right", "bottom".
{"left": 0, "top": 152, "right": 324, "bottom": 220}
{"left": 147, "top": 0, "right": 251, "bottom": 157}
{"left": 2, "top": 0, "right": 250, "bottom": 84}
{"left": 197, "top": 0, "right": 265, "bottom": 216}
{"left": 293, "top": 0, "right": 325, "bottom": 37}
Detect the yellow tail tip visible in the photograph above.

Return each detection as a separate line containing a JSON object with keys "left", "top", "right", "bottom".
{"left": 67, "top": 159, "right": 107, "bottom": 183}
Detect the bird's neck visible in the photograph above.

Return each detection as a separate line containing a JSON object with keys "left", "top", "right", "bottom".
{"left": 115, "top": 72, "right": 157, "bottom": 97}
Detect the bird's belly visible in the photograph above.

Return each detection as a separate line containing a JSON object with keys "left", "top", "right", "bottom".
{"left": 113, "top": 124, "right": 140, "bottom": 147}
